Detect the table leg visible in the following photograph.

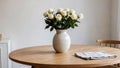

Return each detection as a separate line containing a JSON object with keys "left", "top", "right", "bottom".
{"left": 32, "top": 66, "right": 40, "bottom": 68}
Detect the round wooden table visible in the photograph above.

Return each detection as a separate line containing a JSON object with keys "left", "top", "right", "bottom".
{"left": 9, "top": 45, "right": 120, "bottom": 68}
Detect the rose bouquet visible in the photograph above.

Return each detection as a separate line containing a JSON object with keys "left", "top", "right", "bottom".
{"left": 43, "top": 8, "right": 84, "bottom": 31}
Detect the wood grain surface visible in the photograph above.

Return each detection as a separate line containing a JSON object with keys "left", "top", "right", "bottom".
{"left": 9, "top": 45, "right": 120, "bottom": 68}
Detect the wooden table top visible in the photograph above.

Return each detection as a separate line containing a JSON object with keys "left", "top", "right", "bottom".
{"left": 9, "top": 45, "right": 120, "bottom": 68}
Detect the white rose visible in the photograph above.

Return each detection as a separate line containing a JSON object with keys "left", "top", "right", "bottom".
{"left": 57, "top": 8, "right": 63, "bottom": 13}
{"left": 43, "top": 12, "right": 48, "bottom": 17}
{"left": 48, "top": 9, "right": 53, "bottom": 14}
{"left": 48, "top": 14, "right": 54, "bottom": 19}
{"left": 61, "top": 10, "right": 67, "bottom": 17}
{"left": 64, "top": 8, "right": 70, "bottom": 12}
{"left": 70, "top": 13, "right": 77, "bottom": 20}
{"left": 69, "top": 9, "right": 76, "bottom": 14}
{"left": 56, "top": 14, "right": 62, "bottom": 21}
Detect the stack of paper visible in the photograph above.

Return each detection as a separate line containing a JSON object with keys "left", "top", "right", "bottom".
{"left": 75, "top": 51, "right": 117, "bottom": 60}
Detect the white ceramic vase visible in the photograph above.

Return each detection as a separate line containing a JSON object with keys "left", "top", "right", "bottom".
{"left": 53, "top": 29, "right": 71, "bottom": 53}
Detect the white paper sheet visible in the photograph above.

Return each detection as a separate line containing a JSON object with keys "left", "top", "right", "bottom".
{"left": 75, "top": 51, "right": 117, "bottom": 60}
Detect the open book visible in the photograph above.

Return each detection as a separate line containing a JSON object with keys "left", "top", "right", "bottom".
{"left": 75, "top": 51, "right": 117, "bottom": 60}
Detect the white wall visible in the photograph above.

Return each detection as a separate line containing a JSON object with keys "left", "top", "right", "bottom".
{"left": 118, "top": 0, "right": 120, "bottom": 40}
{"left": 0, "top": 0, "right": 111, "bottom": 68}
{"left": 111, "top": 0, "right": 120, "bottom": 40}
{"left": 111, "top": 0, "right": 118, "bottom": 39}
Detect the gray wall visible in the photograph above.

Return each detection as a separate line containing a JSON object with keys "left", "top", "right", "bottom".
{"left": 111, "top": 0, "right": 120, "bottom": 40}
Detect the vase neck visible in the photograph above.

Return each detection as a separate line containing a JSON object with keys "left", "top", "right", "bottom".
{"left": 56, "top": 29, "right": 67, "bottom": 33}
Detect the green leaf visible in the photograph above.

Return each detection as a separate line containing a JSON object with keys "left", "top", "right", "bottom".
{"left": 74, "top": 24, "right": 78, "bottom": 27}
{"left": 45, "top": 25, "right": 50, "bottom": 29}
{"left": 50, "top": 27, "right": 54, "bottom": 31}
{"left": 71, "top": 25, "right": 75, "bottom": 28}
{"left": 45, "top": 19, "right": 50, "bottom": 24}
